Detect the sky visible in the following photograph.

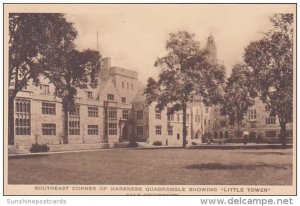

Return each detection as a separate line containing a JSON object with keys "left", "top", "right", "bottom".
{"left": 65, "top": 4, "right": 294, "bottom": 83}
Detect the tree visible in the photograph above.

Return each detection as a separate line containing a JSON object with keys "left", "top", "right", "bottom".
{"left": 244, "top": 14, "right": 293, "bottom": 146}
{"left": 221, "top": 64, "right": 257, "bottom": 135}
{"left": 144, "top": 31, "right": 225, "bottom": 147}
{"left": 8, "top": 13, "right": 77, "bottom": 144}
{"left": 47, "top": 49, "right": 101, "bottom": 143}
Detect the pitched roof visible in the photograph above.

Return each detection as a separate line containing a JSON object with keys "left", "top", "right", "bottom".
{"left": 132, "top": 86, "right": 146, "bottom": 103}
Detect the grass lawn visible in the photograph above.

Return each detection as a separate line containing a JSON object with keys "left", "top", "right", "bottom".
{"left": 8, "top": 148, "right": 293, "bottom": 185}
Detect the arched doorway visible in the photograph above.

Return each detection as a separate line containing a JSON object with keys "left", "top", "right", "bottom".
{"left": 195, "top": 130, "right": 201, "bottom": 139}
{"left": 122, "top": 126, "right": 128, "bottom": 141}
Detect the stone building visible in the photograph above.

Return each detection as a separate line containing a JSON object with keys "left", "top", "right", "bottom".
{"left": 131, "top": 93, "right": 204, "bottom": 146}
{"left": 11, "top": 56, "right": 206, "bottom": 147}
{"left": 12, "top": 57, "right": 143, "bottom": 145}
{"left": 10, "top": 34, "right": 220, "bottom": 147}
{"left": 203, "top": 98, "right": 293, "bottom": 143}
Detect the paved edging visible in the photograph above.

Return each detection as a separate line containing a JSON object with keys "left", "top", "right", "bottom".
{"left": 8, "top": 144, "right": 292, "bottom": 158}
{"left": 188, "top": 144, "right": 293, "bottom": 150}
{"left": 8, "top": 146, "right": 182, "bottom": 158}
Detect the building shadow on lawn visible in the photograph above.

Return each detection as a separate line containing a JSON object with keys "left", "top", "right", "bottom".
{"left": 185, "top": 163, "right": 291, "bottom": 171}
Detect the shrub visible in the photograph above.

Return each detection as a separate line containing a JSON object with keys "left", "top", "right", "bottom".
{"left": 30, "top": 143, "right": 49, "bottom": 153}
{"left": 235, "top": 130, "right": 243, "bottom": 138}
{"left": 128, "top": 142, "right": 138, "bottom": 148}
{"left": 153, "top": 141, "right": 162, "bottom": 146}
{"left": 191, "top": 142, "right": 198, "bottom": 146}
{"left": 243, "top": 135, "right": 248, "bottom": 145}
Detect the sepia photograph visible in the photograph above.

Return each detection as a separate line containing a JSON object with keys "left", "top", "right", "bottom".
{"left": 3, "top": 3, "right": 296, "bottom": 195}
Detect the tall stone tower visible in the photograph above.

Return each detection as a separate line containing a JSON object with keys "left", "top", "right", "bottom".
{"left": 206, "top": 34, "right": 217, "bottom": 65}
{"left": 99, "top": 57, "right": 111, "bottom": 82}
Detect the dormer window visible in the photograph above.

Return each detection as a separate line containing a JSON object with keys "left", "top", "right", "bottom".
{"left": 40, "top": 84, "right": 50, "bottom": 94}
{"left": 87, "top": 91, "right": 93, "bottom": 99}
{"left": 107, "top": 94, "right": 114, "bottom": 101}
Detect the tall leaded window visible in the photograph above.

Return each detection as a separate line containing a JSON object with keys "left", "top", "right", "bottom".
{"left": 249, "top": 108, "right": 257, "bottom": 119}
{"left": 122, "top": 110, "right": 129, "bottom": 120}
{"left": 69, "top": 105, "right": 80, "bottom": 135}
{"left": 168, "top": 126, "right": 173, "bottom": 136}
{"left": 155, "top": 125, "right": 162, "bottom": 135}
{"left": 107, "top": 94, "right": 114, "bottom": 101}
{"left": 155, "top": 108, "right": 161, "bottom": 120}
{"left": 88, "top": 125, "right": 98, "bottom": 135}
{"left": 136, "top": 126, "right": 144, "bottom": 136}
{"left": 108, "top": 108, "right": 117, "bottom": 119}
{"left": 105, "top": 107, "right": 118, "bottom": 135}
{"left": 265, "top": 117, "right": 276, "bottom": 124}
{"left": 108, "top": 123, "right": 117, "bottom": 135}
{"left": 42, "top": 102, "right": 56, "bottom": 115}
{"left": 15, "top": 98, "right": 31, "bottom": 135}
{"left": 42, "top": 123, "right": 56, "bottom": 135}
{"left": 88, "top": 107, "right": 98, "bottom": 117}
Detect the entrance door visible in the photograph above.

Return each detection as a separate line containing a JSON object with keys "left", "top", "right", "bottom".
{"left": 249, "top": 132, "right": 256, "bottom": 142}
{"left": 122, "top": 126, "right": 128, "bottom": 141}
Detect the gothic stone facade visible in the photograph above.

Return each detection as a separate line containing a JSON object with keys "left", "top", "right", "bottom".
{"left": 12, "top": 57, "right": 206, "bottom": 146}
{"left": 203, "top": 99, "right": 293, "bottom": 143}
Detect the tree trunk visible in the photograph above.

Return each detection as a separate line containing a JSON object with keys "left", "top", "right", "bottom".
{"left": 279, "top": 120, "right": 287, "bottom": 147}
{"left": 63, "top": 109, "right": 69, "bottom": 144}
{"left": 8, "top": 97, "right": 15, "bottom": 145}
{"left": 237, "top": 117, "right": 241, "bottom": 138}
{"left": 182, "top": 103, "right": 187, "bottom": 148}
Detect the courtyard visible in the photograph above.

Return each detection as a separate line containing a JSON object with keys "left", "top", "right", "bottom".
{"left": 8, "top": 148, "right": 293, "bottom": 185}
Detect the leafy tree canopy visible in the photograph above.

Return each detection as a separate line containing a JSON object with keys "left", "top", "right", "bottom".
{"left": 9, "top": 13, "right": 77, "bottom": 100}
